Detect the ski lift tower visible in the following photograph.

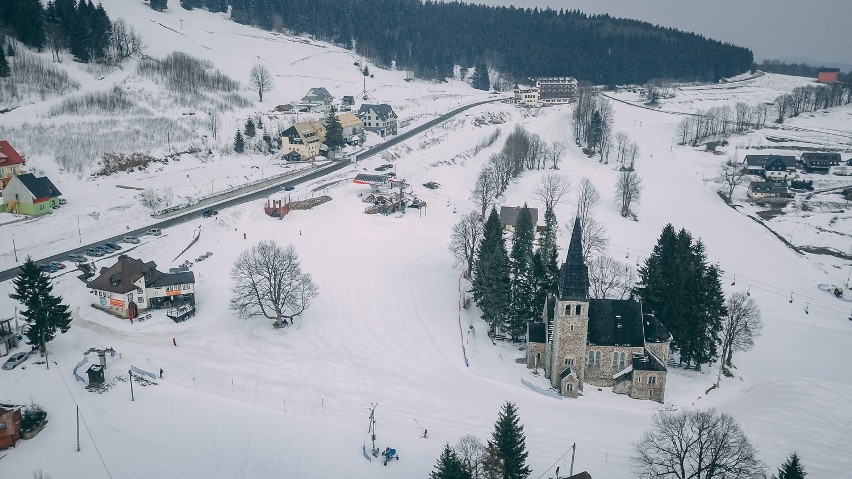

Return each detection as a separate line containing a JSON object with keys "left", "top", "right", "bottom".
{"left": 359, "top": 61, "right": 371, "bottom": 100}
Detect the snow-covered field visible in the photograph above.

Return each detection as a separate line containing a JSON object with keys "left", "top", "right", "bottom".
{"left": 2, "top": 2, "right": 852, "bottom": 478}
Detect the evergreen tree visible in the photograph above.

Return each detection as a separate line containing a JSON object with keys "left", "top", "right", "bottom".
{"left": 430, "top": 444, "right": 472, "bottom": 479}
{"left": 9, "top": 258, "right": 72, "bottom": 356}
{"left": 773, "top": 452, "right": 806, "bottom": 479}
{"left": 480, "top": 442, "right": 505, "bottom": 479}
{"left": 530, "top": 250, "right": 547, "bottom": 319}
{"left": 471, "top": 61, "right": 490, "bottom": 91}
{"left": 256, "top": 116, "right": 264, "bottom": 131}
{"left": 362, "top": 65, "right": 370, "bottom": 77}
{"left": 7, "top": 43, "right": 15, "bottom": 57}
{"left": 234, "top": 130, "right": 245, "bottom": 153}
{"left": 0, "top": 46, "right": 9, "bottom": 77}
{"left": 13, "top": 0, "right": 47, "bottom": 51}
{"left": 244, "top": 118, "right": 256, "bottom": 137}
{"left": 323, "top": 109, "right": 346, "bottom": 150}
{"left": 586, "top": 110, "right": 603, "bottom": 153}
{"left": 508, "top": 205, "right": 536, "bottom": 340}
{"left": 490, "top": 402, "right": 530, "bottom": 479}
{"left": 537, "top": 206, "right": 559, "bottom": 293}
{"left": 149, "top": 0, "right": 168, "bottom": 12}
{"left": 472, "top": 208, "right": 511, "bottom": 335}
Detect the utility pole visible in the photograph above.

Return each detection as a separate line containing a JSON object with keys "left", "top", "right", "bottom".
{"left": 76, "top": 406, "right": 80, "bottom": 452}
{"left": 569, "top": 442, "right": 576, "bottom": 477}
{"left": 12, "top": 237, "right": 18, "bottom": 262}
{"left": 77, "top": 216, "right": 82, "bottom": 244}
{"left": 129, "top": 369, "right": 135, "bottom": 401}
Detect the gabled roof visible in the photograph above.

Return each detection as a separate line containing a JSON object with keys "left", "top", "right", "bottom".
{"left": 0, "top": 141, "right": 25, "bottom": 167}
{"left": 88, "top": 255, "right": 162, "bottom": 294}
{"left": 818, "top": 67, "right": 840, "bottom": 73}
{"left": 744, "top": 155, "right": 796, "bottom": 168}
{"left": 643, "top": 314, "right": 671, "bottom": 343}
{"left": 801, "top": 152, "right": 841, "bottom": 164}
{"left": 149, "top": 270, "right": 195, "bottom": 288}
{"left": 301, "top": 87, "right": 333, "bottom": 103}
{"left": 15, "top": 173, "right": 61, "bottom": 198}
{"left": 587, "top": 299, "right": 645, "bottom": 347}
{"left": 358, "top": 104, "right": 396, "bottom": 120}
{"left": 558, "top": 217, "right": 589, "bottom": 301}
{"left": 338, "top": 112, "right": 362, "bottom": 128}
{"left": 749, "top": 181, "right": 787, "bottom": 194}
{"left": 764, "top": 157, "right": 790, "bottom": 171}
{"left": 632, "top": 352, "right": 667, "bottom": 371}
{"left": 499, "top": 206, "right": 539, "bottom": 227}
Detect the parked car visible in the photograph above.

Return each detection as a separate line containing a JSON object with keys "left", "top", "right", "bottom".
{"left": 58, "top": 198, "right": 67, "bottom": 205}
{"left": 384, "top": 172, "right": 397, "bottom": 178}
{"left": 104, "top": 242, "right": 123, "bottom": 251}
{"left": 202, "top": 209, "right": 218, "bottom": 217}
{"left": 49, "top": 261, "right": 66, "bottom": 269}
{"left": 123, "top": 236, "right": 140, "bottom": 244}
{"left": 2, "top": 352, "right": 29, "bottom": 370}
{"left": 146, "top": 228, "right": 162, "bottom": 236}
{"left": 86, "top": 248, "right": 106, "bottom": 257}
{"left": 67, "top": 254, "right": 87, "bottom": 263}
{"left": 423, "top": 181, "right": 441, "bottom": 189}
{"left": 374, "top": 165, "right": 389, "bottom": 171}
{"left": 40, "top": 263, "right": 59, "bottom": 273}
{"left": 282, "top": 185, "right": 295, "bottom": 191}
{"left": 382, "top": 164, "right": 394, "bottom": 169}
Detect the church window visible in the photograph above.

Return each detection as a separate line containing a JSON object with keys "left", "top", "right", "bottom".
{"left": 564, "top": 358, "right": 573, "bottom": 367}
{"left": 588, "top": 350, "right": 600, "bottom": 367}
{"left": 612, "top": 352, "right": 626, "bottom": 370}
{"left": 569, "top": 324, "right": 575, "bottom": 332}
{"left": 648, "top": 375, "right": 657, "bottom": 385}
{"left": 575, "top": 305, "right": 582, "bottom": 315}
{"left": 564, "top": 305, "right": 571, "bottom": 315}
{"left": 565, "top": 383, "right": 573, "bottom": 391}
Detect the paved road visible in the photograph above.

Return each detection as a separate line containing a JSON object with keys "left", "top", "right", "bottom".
{"left": 0, "top": 95, "right": 507, "bottom": 282}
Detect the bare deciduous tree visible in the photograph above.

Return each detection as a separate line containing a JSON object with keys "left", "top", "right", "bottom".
{"left": 138, "top": 188, "right": 161, "bottom": 211}
{"left": 615, "top": 170, "right": 643, "bottom": 219}
{"left": 675, "top": 118, "right": 690, "bottom": 145}
{"left": 249, "top": 64, "right": 274, "bottom": 102}
{"left": 576, "top": 178, "right": 608, "bottom": 260}
{"left": 454, "top": 434, "right": 486, "bottom": 479}
{"left": 633, "top": 409, "right": 766, "bottom": 479}
{"left": 230, "top": 241, "right": 318, "bottom": 328}
{"left": 108, "top": 19, "right": 144, "bottom": 63}
{"left": 718, "top": 159, "right": 747, "bottom": 202}
{"left": 588, "top": 256, "right": 635, "bottom": 299}
{"left": 207, "top": 110, "right": 220, "bottom": 140}
{"left": 717, "top": 292, "right": 762, "bottom": 385}
{"left": 471, "top": 166, "right": 498, "bottom": 220}
{"left": 549, "top": 141, "right": 566, "bottom": 169}
{"left": 534, "top": 173, "right": 571, "bottom": 213}
{"left": 450, "top": 212, "right": 484, "bottom": 278}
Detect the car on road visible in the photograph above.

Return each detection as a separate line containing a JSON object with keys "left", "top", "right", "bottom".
{"left": 40, "top": 263, "right": 59, "bottom": 273}
{"left": 2, "top": 352, "right": 30, "bottom": 370}
{"left": 202, "top": 209, "right": 218, "bottom": 217}
{"left": 382, "top": 164, "right": 394, "bottom": 169}
{"left": 423, "top": 181, "right": 441, "bottom": 189}
{"left": 282, "top": 185, "right": 295, "bottom": 191}
{"left": 146, "top": 228, "right": 162, "bottom": 236}
{"left": 49, "top": 261, "right": 66, "bottom": 270}
{"left": 374, "top": 165, "right": 391, "bottom": 172}
{"left": 104, "top": 242, "right": 122, "bottom": 251}
{"left": 384, "top": 172, "right": 397, "bottom": 177}
{"left": 67, "top": 254, "right": 87, "bottom": 263}
{"left": 123, "top": 236, "right": 140, "bottom": 244}
{"left": 85, "top": 248, "right": 106, "bottom": 257}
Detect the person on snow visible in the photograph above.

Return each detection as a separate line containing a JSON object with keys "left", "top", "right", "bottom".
{"left": 172, "top": 337, "right": 177, "bottom": 347}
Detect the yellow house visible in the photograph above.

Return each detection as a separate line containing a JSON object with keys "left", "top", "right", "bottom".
{"left": 0, "top": 141, "right": 26, "bottom": 190}
{"left": 281, "top": 120, "right": 326, "bottom": 159}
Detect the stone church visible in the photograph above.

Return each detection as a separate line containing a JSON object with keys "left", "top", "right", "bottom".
{"left": 526, "top": 219, "right": 671, "bottom": 402}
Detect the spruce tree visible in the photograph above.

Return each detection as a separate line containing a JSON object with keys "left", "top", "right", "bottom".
{"left": 0, "top": 46, "right": 9, "bottom": 78}
{"left": 538, "top": 206, "right": 559, "bottom": 293}
{"left": 430, "top": 444, "right": 472, "bottom": 479}
{"left": 773, "top": 452, "right": 806, "bottom": 479}
{"left": 508, "top": 205, "right": 537, "bottom": 340}
{"left": 234, "top": 130, "right": 245, "bottom": 153}
{"left": 244, "top": 118, "right": 256, "bottom": 137}
{"left": 149, "top": 0, "right": 168, "bottom": 12}
{"left": 362, "top": 65, "right": 370, "bottom": 77}
{"left": 480, "top": 442, "right": 505, "bottom": 479}
{"left": 490, "top": 402, "right": 530, "bottom": 479}
{"left": 472, "top": 208, "right": 511, "bottom": 335}
{"left": 323, "top": 109, "right": 346, "bottom": 150}
{"left": 471, "top": 61, "right": 490, "bottom": 91}
{"left": 586, "top": 110, "right": 603, "bottom": 153}
{"left": 7, "top": 43, "right": 15, "bottom": 57}
{"left": 9, "top": 258, "right": 72, "bottom": 356}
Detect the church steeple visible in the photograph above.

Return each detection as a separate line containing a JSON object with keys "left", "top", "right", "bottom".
{"left": 558, "top": 217, "right": 589, "bottom": 301}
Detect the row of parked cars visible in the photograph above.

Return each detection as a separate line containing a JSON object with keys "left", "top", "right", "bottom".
{"left": 39, "top": 229, "right": 163, "bottom": 273}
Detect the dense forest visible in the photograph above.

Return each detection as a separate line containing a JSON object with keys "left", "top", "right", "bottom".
{"left": 189, "top": 0, "right": 753, "bottom": 85}
{"left": 758, "top": 59, "right": 851, "bottom": 83}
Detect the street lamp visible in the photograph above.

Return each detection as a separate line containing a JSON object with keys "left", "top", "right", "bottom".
{"left": 77, "top": 216, "right": 82, "bottom": 244}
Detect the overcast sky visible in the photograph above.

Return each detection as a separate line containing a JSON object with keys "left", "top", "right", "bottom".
{"left": 476, "top": 0, "right": 852, "bottom": 69}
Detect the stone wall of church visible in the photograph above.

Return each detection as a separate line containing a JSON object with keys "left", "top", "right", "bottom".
{"left": 560, "top": 375, "right": 580, "bottom": 398}
{"left": 526, "top": 342, "right": 546, "bottom": 370}
{"left": 645, "top": 341, "right": 670, "bottom": 365}
{"left": 613, "top": 375, "right": 632, "bottom": 395}
{"left": 584, "top": 345, "right": 645, "bottom": 388}
{"left": 551, "top": 300, "right": 589, "bottom": 390}
{"left": 630, "top": 370, "right": 666, "bottom": 403}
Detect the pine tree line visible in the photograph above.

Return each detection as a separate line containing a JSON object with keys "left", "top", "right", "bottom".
{"left": 9, "top": 258, "right": 73, "bottom": 357}
{"left": 220, "top": 0, "right": 752, "bottom": 84}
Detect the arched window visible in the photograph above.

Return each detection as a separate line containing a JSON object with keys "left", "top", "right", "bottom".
{"left": 569, "top": 324, "right": 575, "bottom": 332}
{"left": 575, "top": 305, "right": 582, "bottom": 316}
{"left": 587, "top": 350, "right": 595, "bottom": 366}
{"left": 595, "top": 351, "right": 601, "bottom": 366}
{"left": 612, "top": 352, "right": 626, "bottom": 370}
{"left": 565, "top": 305, "right": 571, "bottom": 315}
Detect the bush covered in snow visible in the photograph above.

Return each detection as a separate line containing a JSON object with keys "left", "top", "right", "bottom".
{"left": 0, "top": 50, "right": 79, "bottom": 108}
{"left": 47, "top": 85, "right": 143, "bottom": 117}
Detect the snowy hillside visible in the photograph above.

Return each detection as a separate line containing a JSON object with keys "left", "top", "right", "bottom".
{"left": 2, "top": 2, "right": 852, "bottom": 479}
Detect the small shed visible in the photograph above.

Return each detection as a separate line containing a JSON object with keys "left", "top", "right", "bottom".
{"left": 265, "top": 197, "right": 291, "bottom": 219}
{"left": 283, "top": 150, "right": 303, "bottom": 162}
{"left": 0, "top": 404, "right": 23, "bottom": 450}
{"left": 274, "top": 104, "right": 295, "bottom": 113}
{"left": 817, "top": 67, "right": 840, "bottom": 84}
{"left": 86, "top": 364, "right": 105, "bottom": 386}
{"left": 499, "top": 206, "right": 539, "bottom": 231}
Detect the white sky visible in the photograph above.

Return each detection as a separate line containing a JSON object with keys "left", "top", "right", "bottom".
{"left": 475, "top": 0, "right": 852, "bottom": 68}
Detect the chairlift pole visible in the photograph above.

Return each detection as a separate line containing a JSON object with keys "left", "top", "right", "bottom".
{"left": 569, "top": 442, "right": 576, "bottom": 477}
{"left": 129, "top": 369, "right": 135, "bottom": 401}
{"left": 367, "top": 403, "right": 379, "bottom": 456}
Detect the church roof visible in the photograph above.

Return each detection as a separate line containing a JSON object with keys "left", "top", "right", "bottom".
{"left": 587, "top": 299, "right": 644, "bottom": 347}
{"left": 558, "top": 217, "right": 589, "bottom": 301}
{"left": 528, "top": 322, "right": 546, "bottom": 343}
{"left": 632, "top": 352, "right": 667, "bottom": 371}
{"left": 643, "top": 314, "right": 671, "bottom": 343}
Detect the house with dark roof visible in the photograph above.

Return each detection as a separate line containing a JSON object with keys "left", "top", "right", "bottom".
{"left": 358, "top": 104, "right": 397, "bottom": 137}
{"left": 499, "top": 206, "right": 539, "bottom": 232}
{"left": 0, "top": 141, "right": 27, "bottom": 190}
{"left": 801, "top": 152, "right": 841, "bottom": 173}
{"left": 297, "top": 87, "right": 334, "bottom": 113}
{"left": 764, "top": 156, "right": 796, "bottom": 181}
{"left": 743, "top": 155, "right": 796, "bottom": 176}
{"left": 281, "top": 120, "right": 326, "bottom": 159}
{"left": 817, "top": 67, "right": 840, "bottom": 84}
{"left": 87, "top": 255, "right": 195, "bottom": 319}
{"left": 526, "top": 218, "right": 671, "bottom": 402}
{"left": 748, "top": 181, "right": 792, "bottom": 201}
{"left": 2, "top": 173, "right": 62, "bottom": 216}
